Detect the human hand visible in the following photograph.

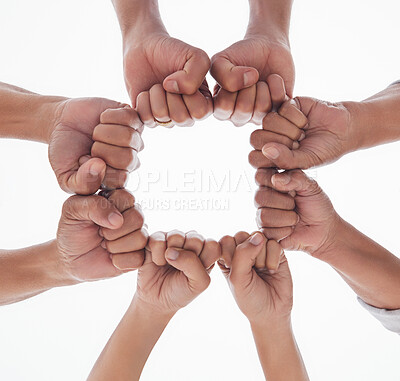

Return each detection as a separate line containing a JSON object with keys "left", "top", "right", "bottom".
{"left": 249, "top": 96, "right": 352, "bottom": 170}
{"left": 134, "top": 230, "right": 220, "bottom": 315}
{"left": 136, "top": 82, "right": 212, "bottom": 128}
{"left": 255, "top": 169, "right": 341, "bottom": 259}
{"left": 56, "top": 189, "right": 147, "bottom": 282}
{"left": 49, "top": 98, "right": 144, "bottom": 194}
{"left": 219, "top": 232, "right": 291, "bottom": 325}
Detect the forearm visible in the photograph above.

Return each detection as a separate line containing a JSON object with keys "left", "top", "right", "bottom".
{"left": 344, "top": 82, "right": 400, "bottom": 152}
{"left": 111, "top": 0, "right": 166, "bottom": 40}
{"left": 88, "top": 296, "right": 173, "bottom": 381}
{"left": 247, "top": 0, "right": 293, "bottom": 39}
{"left": 320, "top": 219, "right": 400, "bottom": 310}
{"left": 251, "top": 318, "right": 309, "bottom": 381}
{"left": 0, "top": 240, "right": 74, "bottom": 305}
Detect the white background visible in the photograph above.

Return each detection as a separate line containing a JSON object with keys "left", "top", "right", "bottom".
{"left": 1, "top": 0, "right": 400, "bottom": 380}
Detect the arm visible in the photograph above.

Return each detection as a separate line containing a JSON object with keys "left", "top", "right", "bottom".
{"left": 219, "top": 232, "right": 309, "bottom": 381}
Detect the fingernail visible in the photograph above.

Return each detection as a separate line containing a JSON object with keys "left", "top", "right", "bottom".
{"left": 262, "top": 146, "right": 280, "bottom": 159}
{"left": 167, "top": 80, "right": 179, "bottom": 93}
{"left": 166, "top": 248, "right": 179, "bottom": 261}
{"left": 273, "top": 173, "right": 290, "bottom": 185}
{"left": 243, "top": 71, "right": 255, "bottom": 87}
{"left": 89, "top": 161, "right": 103, "bottom": 177}
{"left": 269, "top": 269, "right": 276, "bottom": 275}
{"left": 98, "top": 229, "right": 104, "bottom": 238}
{"left": 249, "top": 233, "right": 264, "bottom": 246}
{"left": 299, "top": 132, "right": 306, "bottom": 141}
{"left": 108, "top": 212, "right": 123, "bottom": 227}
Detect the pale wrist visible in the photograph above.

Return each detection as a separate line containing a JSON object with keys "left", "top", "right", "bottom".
{"left": 130, "top": 294, "right": 175, "bottom": 323}
{"left": 39, "top": 96, "right": 68, "bottom": 144}
{"left": 250, "top": 314, "right": 292, "bottom": 333}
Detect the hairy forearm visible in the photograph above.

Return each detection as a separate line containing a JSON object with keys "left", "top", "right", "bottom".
{"left": 111, "top": 0, "right": 166, "bottom": 39}
{"left": 0, "top": 82, "right": 64, "bottom": 143}
{"left": 88, "top": 296, "right": 173, "bottom": 381}
{"left": 320, "top": 219, "right": 400, "bottom": 310}
{"left": 247, "top": 0, "right": 293, "bottom": 39}
{"left": 251, "top": 319, "right": 309, "bottom": 381}
{"left": 0, "top": 240, "right": 74, "bottom": 305}
{"left": 344, "top": 82, "right": 400, "bottom": 152}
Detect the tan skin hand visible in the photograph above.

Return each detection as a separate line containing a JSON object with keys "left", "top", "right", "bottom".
{"left": 57, "top": 189, "right": 147, "bottom": 282}
{"left": 49, "top": 98, "right": 144, "bottom": 194}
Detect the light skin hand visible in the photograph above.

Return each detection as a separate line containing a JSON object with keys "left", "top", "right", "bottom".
{"left": 57, "top": 189, "right": 147, "bottom": 282}
{"left": 88, "top": 230, "right": 220, "bottom": 381}
{"left": 219, "top": 232, "right": 309, "bottom": 381}
{"left": 211, "top": 0, "right": 294, "bottom": 96}
{"left": 50, "top": 100, "right": 144, "bottom": 194}
{"left": 112, "top": 0, "right": 210, "bottom": 106}
{"left": 136, "top": 81, "right": 213, "bottom": 128}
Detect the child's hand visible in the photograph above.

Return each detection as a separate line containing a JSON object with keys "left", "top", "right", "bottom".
{"left": 57, "top": 189, "right": 147, "bottom": 282}
{"left": 213, "top": 74, "right": 288, "bottom": 127}
{"left": 256, "top": 169, "right": 340, "bottom": 258}
{"left": 135, "top": 81, "right": 213, "bottom": 128}
{"left": 249, "top": 95, "right": 352, "bottom": 170}
{"left": 134, "top": 231, "right": 220, "bottom": 315}
{"left": 219, "top": 232, "right": 292, "bottom": 325}
{"left": 49, "top": 99, "right": 144, "bottom": 194}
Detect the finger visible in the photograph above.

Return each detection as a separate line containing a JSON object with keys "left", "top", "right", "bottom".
{"left": 163, "top": 49, "right": 210, "bottom": 95}
{"left": 147, "top": 231, "right": 167, "bottom": 266}
{"left": 210, "top": 56, "right": 259, "bottom": 92}
{"left": 278, "top": 99, "right": 308, "bottom": 128}
{"left": 271, "top": 170, "right": 322, "bottom": 197}
{"left": 136, "top": 91, "right": 157, "bottom": 128}
{"left": 101, "top": 205, "right": 144, "bottom": 241}
{"left": 165, "top": 248, "right": 211, "bottom": 293}
{"left": 166, "top": 92, "right": 193, "bottom": 127}
{"left": 183, "top": 90, "right": 213, "bottom": 121}
{"left": 262, "top": 112, "right": 303, "bottom": 141}
{"left": 255, "top": 168, "right": 278, "bottom": 187}
{"left": 167, "top": 230, "right": 186, "bottom": 248}
{"left": 101, "top": 188, "right": 135, "bottom": 212}
{"left": 62, "top": 194, "right": 123, "bottom": 229}
{"left": 266, "top": 240, "right": 283, "bottom": 272}
{"left": 230, "top": 85, "right": 257, "bottom": 126}
{"left": 149, "top": 84, "right": 170, "bottom": 123}
{"left": 230, "top": 233, "right": 266, "bottom": 283}
{"left": 93, "top": 124, "right": 144, "bottom": 151}
{"left": 256, "top": 208, "right": 299, "bottom": 228}
{"left": 111, "top": 250, "right": 145, "bottom": 271}
{"left": 106, "top": 228, "right": 149, "bottom": 254}
{"left": 267, "top": 74, "right": 289, "bottom": 111}
{"left": 199, "top": 239, "right": 221, "bottom": 270}
{"left": 101, "top": 167, "right": 129, "bottom": 190}
{"left": 219, "top": 235, "right": 236, "bottom": 269}
{"left": 213, "top": 88, "right": 237, "bottom": 121}
{"left": 254, "top": 187, "right": 295, "bottom": 210}
{"left": 92, "top": 141, "right": 139, "bottom": 172}
{"left": 183, "top": 231, "right": 205, "bottom": 256}
{"left": 100, "top": 106, "right": 143, "bottom": 132}
{"left": 261, "top": 227, "right": 294, "bottom": 241}
{"left": 248, "top": 150, "right": 275, "bottom": 169}
{"left": 251, "top": 129, "right": 296, "bottom": 151}
{"left": 59, "top": 157, "right": 106, "bottom": 195}
{"left": 234, "top": 231, "right": 250, "bottom": 246}
{"left": 261, "top": 143, "right": 313, "bottom": 170}
{"left": 251, "top": 81, "right": 272, "bottom": 124}
{"left": 254, "top": 239, "right": 267, "bottom": 270}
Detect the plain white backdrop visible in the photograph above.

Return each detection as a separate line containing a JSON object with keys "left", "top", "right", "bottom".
{"left": 1, "top": 0, "right": 400, "bottom": 380}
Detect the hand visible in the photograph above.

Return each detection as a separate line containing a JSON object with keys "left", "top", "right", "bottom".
{"left": 219, "top": 232, "right": 291, "bottom": 324}
{"left": 255, "top": 169, "right": 341, "bottom": 259}
{"left": 123, "top": 28, "right": 210, "bottom": 106}
{"left": 136, "top": 82, "right": 212, "bottom": 128}
{"left": 134, "top": 230, "right": 220, "bottom": 315}
{"left": 211, "top": 34, "right": 294, "bottom": 97}
{"left": 250, "top": 97, "right": 352, "bottom": 170}
{"left": 57, "top": 189, "right": 147, "bottom": 282}
{"left": 49, "top": 98, "right": 144, "bottom": 194}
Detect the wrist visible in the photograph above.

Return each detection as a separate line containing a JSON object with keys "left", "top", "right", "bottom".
{"left": 130, "top": 294, "right": 176, "bottom": 323}
{"left": 251, "top": 315, "right": 293, "bottom": 343}
{"left": 39, "top": 96, "right": 68, "bottom": 144}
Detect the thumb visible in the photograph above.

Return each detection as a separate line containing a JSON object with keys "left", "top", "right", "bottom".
{"left": 62, "top": 194, "right": 124, "bottom": 230}
{"left": 261, "top": 142, "right": 312, "bottom": 170}
{"left": 163, "top": 49, "right": 210, "bottom": 95}
{"left": 165, "top": 248, "right": 211, "bottom": 293}
{"left": 271, "top": 170, "right": 322, "bottom": 198}
{"left": 230, "top": 233, "right": 266, "bottom": 281}
{"left": 210, "top": 56, "right": 259, "bottom": 92}
{"left": 60, "top": 157, "right": 106, "bottom": 195}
